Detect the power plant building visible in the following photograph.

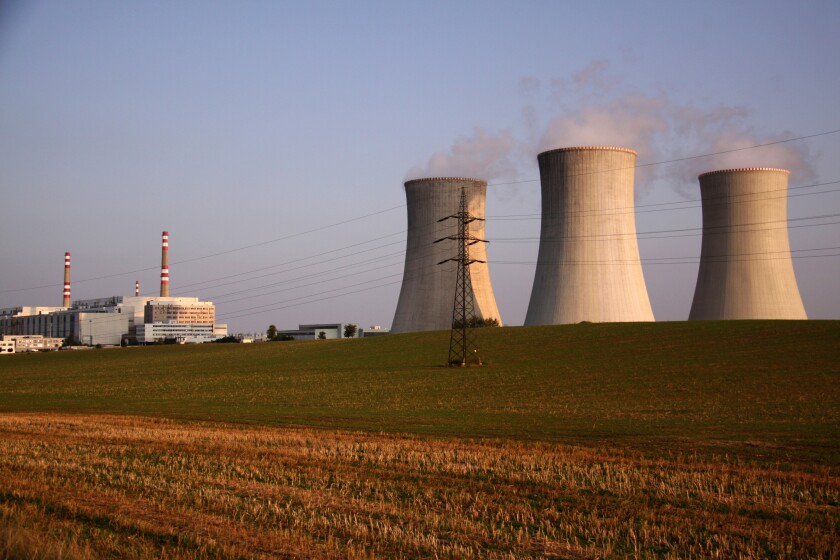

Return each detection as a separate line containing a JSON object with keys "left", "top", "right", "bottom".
{"left": 390, "top": 177, "right": 502, "bottom": 333}
{"left": 0, "top": 296, "right": 224, "bottom": 346}
{"left": 688, "top": 168, "right": 808, "bottom": 320}
{"left": 0, "top": 232, "right": 227, "bottom": 345}
{"left": 525, "top": 147, "right": 655, "bottom": 325}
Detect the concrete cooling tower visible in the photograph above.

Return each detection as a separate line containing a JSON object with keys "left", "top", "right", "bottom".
{"left": 391, "top": 177, "right": 502, "bottom": 333}
{"left": 688, "top": 168, "right": 807, "bottom": 320}
{"left": 524, "top": 146, "right": 655, "bottom": 325}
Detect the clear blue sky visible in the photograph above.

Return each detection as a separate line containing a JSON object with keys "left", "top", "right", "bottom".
{"left": 1, "top": 0, "right": 838, "bottom": 333}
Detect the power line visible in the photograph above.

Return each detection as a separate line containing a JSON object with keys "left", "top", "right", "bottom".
{"left": 486, "top": 129, "right": 840, "bottom": 187}
{"left": 208, "top": 254, "right": 406, "bottom": 304}
{"left": 178, "top": 243, "right": 406, "bottom": 296}
{"left": 177, "top": 183, "right": 840, "bottom": 297}
{"left": 178, "top": 213, "right": 840, "bottom": 305}
{"left": 0, "top": 206, "right": 406, "bottom": 295}
{"left": 2, "top": 130, "right": 839, "bottom": 297}
{"left": 493, "top": 246, "right": 840, "bottom": 266}
{"left": 490, "top": 213, "right": 840, "bottom": 243}
{"left": 175, "top": 231, "right": 406, "bottom": 290}
{"left": 488, "top": 182, "right": 840, "bottom": 221}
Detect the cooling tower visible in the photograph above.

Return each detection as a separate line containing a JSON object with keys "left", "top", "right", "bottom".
{"left": 160, "top": 231, "right": 170, "bottom": 297}
{"left": 390, "top": 177, "right": 502, "bottom": 333}
{"left": 688, "top": 168, "right": 807, "bottom": 320}
{"left": 524, "top": 147, "right": 655, "bottom": 325}
{"left": 63, "top": 252, "right": 71, "bottom": 307}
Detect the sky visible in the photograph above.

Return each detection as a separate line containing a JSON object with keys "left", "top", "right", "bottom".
{"left": 1, "top": 0, "right": 838, "bottom": 334}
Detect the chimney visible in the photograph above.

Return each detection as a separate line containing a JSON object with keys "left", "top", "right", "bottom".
{"left": 135, "top": 280, "right": 140, "bottom": 297}
{"left": 160, "top": 231, "right": 169, "bottom": 297}
{"left": 63, "top": 252, "right": 71, "bottom": 307}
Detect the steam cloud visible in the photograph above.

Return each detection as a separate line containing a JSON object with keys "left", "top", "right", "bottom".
{"left": 404, "top": 127, "right": 517, "bottom": 182}
{"left": 408, "top": 59, "right": 815, "bottom": 196}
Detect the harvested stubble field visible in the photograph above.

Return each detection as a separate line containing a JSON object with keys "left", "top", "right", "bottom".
{"left": 0, "top": 321, "right": 838, "bottom": 558}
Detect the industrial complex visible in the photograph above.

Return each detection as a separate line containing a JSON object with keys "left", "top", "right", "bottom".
{"left": 1, "top": 153, "right": 812, "bottom": 343}
{"left": 0, "top": 232, "right": 227, "bottom": 348}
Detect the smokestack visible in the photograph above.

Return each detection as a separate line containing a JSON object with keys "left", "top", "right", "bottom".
{"left": 390, "top": 177, "right": 502, "bottom": 333}
{"left": 135, "top": 280, "right": 140, "bottom": 297}
{"left": 688, "top": 168, "right": 807, "bottom": 319}
{"left": 160, "top": 231, "right": 169, "bottom": 297}
{"left": 524, "top": 146, "right": 655, "bottom": 325}
{"left": 63, "top": 252, "right": 71, "bottom": 307}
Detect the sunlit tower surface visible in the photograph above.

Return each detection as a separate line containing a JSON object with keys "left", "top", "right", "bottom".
{"left": 435, "top": 187, "right": 486, "bottom": 367}
{"left": 525, "top": 147, "right": 655, "bottom": 325}
{"left": 688, "top": 168, "right": 808, "bottom": 320}
{"left": 391, "top": 177, "right": 502, "bottom": 333}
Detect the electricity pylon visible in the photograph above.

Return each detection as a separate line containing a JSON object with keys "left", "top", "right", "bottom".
{"left": 435, "top": 186, "right": 487, "bottom": 367}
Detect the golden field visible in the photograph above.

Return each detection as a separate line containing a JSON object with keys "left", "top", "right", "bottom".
{"left": 1, "top": 413, "right": 836, "bottom": 559}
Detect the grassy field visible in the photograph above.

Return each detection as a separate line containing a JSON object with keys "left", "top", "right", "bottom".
{"left": 0, "top": 321, "right": 838, "bottom": 558}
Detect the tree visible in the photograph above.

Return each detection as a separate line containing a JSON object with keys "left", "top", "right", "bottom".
{"left": 266, "top": 324, "right": 278, "bottom": 340}
{"left": 317, "top": 331, "right": 327, "bottom": 340}
{"left": 213, "top": 335, "right": 241, "bottom": 343}
{"left": 343, "top": 324, "right": 358, "bottom": 338}
{"left": 452, "top": 317, "right": 500, "bottom": 329}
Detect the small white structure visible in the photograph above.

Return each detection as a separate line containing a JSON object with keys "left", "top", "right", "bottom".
{"left": 360, "top": 325, "right": 390, "bottom": 337}
{"left": 135, "top": 322, "right": 218, "bottom": 344}
{"left": 0, "top": 340, "right": 15, "bottom": 354}
{"left": 275, "top": 323, "right": 361, "bottom": 340}
{"left": 2, "top": 335, "right": 63, "bottom": 352}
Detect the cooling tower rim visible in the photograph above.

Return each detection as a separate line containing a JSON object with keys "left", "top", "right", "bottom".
{"left": 699, "top": 167, "right": 790, "bottom": 178}
{"left": 404, "top": 177, "right": 488, "bottom": 187}
{"left": 538, "top": 146, "right": 637, "bottom": 157}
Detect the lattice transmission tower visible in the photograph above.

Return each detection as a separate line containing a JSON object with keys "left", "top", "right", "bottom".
{"left": 435, "top": 187, "right": 487, "bottom": 367}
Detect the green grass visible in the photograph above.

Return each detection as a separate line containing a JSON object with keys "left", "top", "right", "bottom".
{"left": 0, "top": 321, "right": 838, "bottom": 461}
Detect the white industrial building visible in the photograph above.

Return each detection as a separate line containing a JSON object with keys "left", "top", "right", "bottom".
{"left": 1, "top": 335, "right": 63, "bottom": 352}
{"left": 0, "top": 296, "right": 226, "bottom": 346}
{"left": 275, "top": 323, "right": 354, "bottom": 340}
{"left": 0, "top": 232, "right": 227, "bottom": 346}
{"left": 135, "top": 322, "right": 217, "bottom": 344}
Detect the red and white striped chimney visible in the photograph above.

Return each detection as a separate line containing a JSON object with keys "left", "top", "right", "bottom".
{"left": 135, "top": 280, "right": 140, "bottom": 297}
{"left": 160, "top": 231, "right": 170, "bottom": 297}
{"left": 63, "top": 252, "right": 71, "bottom": 307}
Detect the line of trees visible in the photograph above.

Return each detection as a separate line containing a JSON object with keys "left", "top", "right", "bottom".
{"left": 264, "top": 324, "right": 359, "bottom": 341}
{"left": 452, "top": 317, "right": 500, "bottom": 329}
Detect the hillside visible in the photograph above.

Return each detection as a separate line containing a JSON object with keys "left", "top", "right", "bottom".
{"left": 1, "top": 321, "right": 837, "bottom": 459}
{"left": 1, "top": 321, "right": 839, "bottom": 558}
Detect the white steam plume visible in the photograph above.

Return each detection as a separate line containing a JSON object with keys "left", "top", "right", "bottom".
{"left": 408, "top": 60, "right": 815, "bottom": 197}
{"left": 405, "top": 127, "right": 517, "bottom": 182}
